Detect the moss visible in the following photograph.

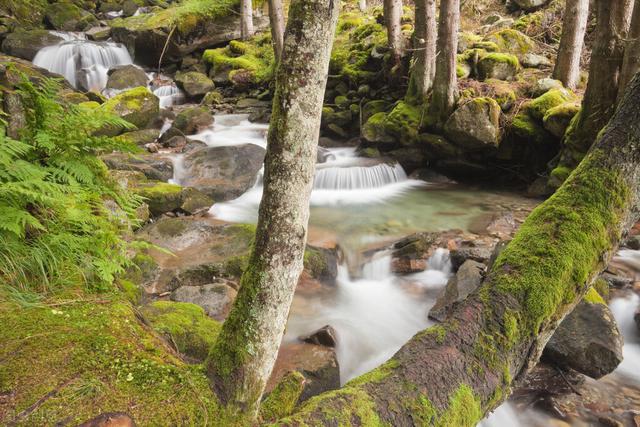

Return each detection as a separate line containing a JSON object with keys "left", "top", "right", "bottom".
{"left": 549, "top": 165, "right": 571, "bottom": 187}
{"left": 154, "top": 216, "right": 188, "bottom": 237}
{"left": 78, "top": 101, "right": 101, "bottom": 110}
{"left": 510, "top": 111, "right": 550, "bottom": 145}
{"left": 337, "top": 12, "right": 365, "bottom": 33}
{"left": 101, "top": 86, "right": 159, "bottom": 128}
{"left": 525, "top": 88, "right": 576, "bottom": 121}
{"left": 0, "top": 0, "right": 48, "bottom": 28}
{"left": 134, "top": 181, "right": 183, "bottom": 216}
{"left": 483, "top": 52, "right": 520, "bottom": 68}
{"left": 362, "top": 100, "right": 423, "bottom": 144}
{"left": 118, "top": 279, "right": 141, "bottom": 305}
{"left": 260, "top": 371, "right": 306, "bottom": 422}
{"left": 329, "top": 19, "right": 386, "bottom": 85}
{"left": 583, "top": 287, "right": 606, "bottom": 305}
{"left": 484, "top": 29, "right": 536, "bottom": 55}
{"left": 593, "top": 277, "right": 610, "bottom": 301}
{"left": 201, "top": 90, "right": 224, "bottom": 106}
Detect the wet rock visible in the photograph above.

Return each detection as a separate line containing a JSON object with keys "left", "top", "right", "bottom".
{"left": 106, "top": 65, "right": 149, "bottom": 91}
{"left": 624, "top": 235, "right": 640, "bottom": 250}
{"left": 122, "top": 0, "right": 139, "bottom": 17}
{"left": 429, "top": 260, "right": 485, "bottom": 322}
{"left": 299, "top": 325, "right": 337, "bottom": 348}
{"left": 122, "top": 128, "right": 161, "bottom": 146}
{"left": 45, "top": 3, "right": 96, "bottom": 31}
{"left": 86, "top": 26, "right": 112, "bottom": 41}
{"left": 101, "top": 152, "right": 173, "bottom": 181}
{"left": 175, "top": 71, "right": 214, "bottom": 98}
{"left": 444, "top": 97, "right": 501, "bottom": 151}
{"left": 181, "top": 144, "right": 265, "bottom": 201}
{"left": 304, "top": 246, "right": 339, "bottom": 283}
{"left": 1, "top": 29, "right": 63, "bottom": 61}
{"left": 449, "top": 244, "right": 494, "bottom": 270}
{"left": 78, "top": 412, "right": 136, "bottom": 427}
{"left": 391, "top": 232, "right": 439, "bottom": 274}
{"left": 201, "top": 90, "right": 224, "bottom": 106}
{"left": 171, "top": 281, "right": 237, "bottom": 321}
{"left": 599, "top": 272, "right": 633, "bottom": 289}
{"left": 477, "top": 53, "right": 520, "bottom": 81}
{"left": 101, "top": 87, "right": 159, "bottom": 128}
{"left": 543, "top": 296, "right": 624, "bottom": 379}
{"left": 173, "top": 106, "right": 214, "bottom": 134}
{"left": 134, "top": 182, "right": 183, "bottom": 217}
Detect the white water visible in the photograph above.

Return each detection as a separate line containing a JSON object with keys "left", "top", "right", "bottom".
{"left": 190, "top": 113, "right": 269, "bottom": 148}
{"left": 33, "top": 33, "right": 133, "bottom": 92}
{"left": 610, "top": 292, "right": 640, "bottom": 382}
{"left": 153, "top": 84, "right": 186, "bottom": 108}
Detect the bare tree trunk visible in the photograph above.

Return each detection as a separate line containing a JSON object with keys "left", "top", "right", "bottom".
{"left": 383, "top": 0, "right": 403, "bottom": 63}
{"left": 407, "top": 0, "right": 437, "bottom": 100}
{"left": 553, "top": 0, "right": 633, "bottom": 184}
{"left": 277, "top": 70, "right": 640, "bottom": 426}
{"left": 618, "top": 0, "right": 640, "bottom": 101}
{"left": 205, "top": 0, "right": 340, "bottom": 422}
{"left": 428, "top": 0, "right": 460, "bottom": 128}
{"left": 241, "top": 0, "right": 254, "bottom": 40}
{"left": 268, "top": 0, "right": 285, "bottom": 62}
{"left": 359, "top": 0, "right": 367, "bottom": 12}
{"left": 553, "top": 0, "right": 589, "bottom": 89}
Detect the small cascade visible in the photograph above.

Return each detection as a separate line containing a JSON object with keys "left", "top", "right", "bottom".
{"left": 314, "top": 163, "right": 408, "bottom": 190}
{"left": 610, "top": 292, "right": 640, "bottom": 382}
{"left": 33, "top": 36, "right": 133, "bottom": 92}
{"left": 153, "top": 84, "right": 185, "bottom": 108}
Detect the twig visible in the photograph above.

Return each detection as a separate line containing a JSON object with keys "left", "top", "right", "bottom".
{"left": 158, "top": 25, "right": 177, "bottom": 74}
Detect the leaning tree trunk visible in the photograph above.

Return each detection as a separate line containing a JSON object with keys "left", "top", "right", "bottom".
{"left": 553, "top": 0, "right": 633, "bottom": 184}
{"left": 206, "top": 0, "right": 340, "bottom": 422}
{"left": 383, "top": 0, "right": 403, "bottom": 64}
{"left": 553, "top": 0, "right": 589, "bottom": 90}
{"left": 428, "top": 0, "right": 460, "bottom": 128}
{"left": 268, "top": 0, "right": 286, "bottom": 62}
{"left": 359, "top": 0, "right": 367, "bottom": 12}
{"left": 241, "top": 0, "right": 254, "bottom": 40}
{"left": 276, "top": 71, "right": 640, "bottom": 426}
{"left": 618, "top": 0, "right": 640, "bottom": 101}
{"left": 407, "top": 0, "right": 437, "bottom": 100}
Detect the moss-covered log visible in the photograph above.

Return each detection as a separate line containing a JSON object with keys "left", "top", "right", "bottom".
{"left": 275, "top": 72, "right": 640, "bottom": 425}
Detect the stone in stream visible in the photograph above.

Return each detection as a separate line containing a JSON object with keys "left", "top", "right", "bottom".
{"left": 175, "top": 71, "right": 215, "bottom": 98}
{"left": 181, "top": 144, "right": 266, "bottom": 201}
{"left": 444, "top": 97, "right": 501, "bottom": 151}
{"left": 429, "top": 260, "right": 486, "bottom": 322}
{"left": 86, "top": 26, "right": 112, "bottom": 42}
{"left": 1, "top": 30, "right": 64, "bottom": 61}
{"left": 299, "top": 325, "right": 338, "bottom": 348}
{"left": 171, "top": 281, "right": 237, "bottom": 321}
{"left": 100, "top": 87, "right": 160, "bottom": 129}
{"left": 391, "top": 232, "right": 439, "bottom": 274}
{"left": 101, "top": 152, "right": 174, "bottom": 182}
{"left": 172, "top": 106, "right": 214, "bottom": 134}
{"left": 106, "top": 65, "right": 149, "bottom": 91}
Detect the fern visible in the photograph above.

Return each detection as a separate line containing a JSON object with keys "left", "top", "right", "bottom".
{"left": 0, "top": 72, "right": 142, "bottom": 292}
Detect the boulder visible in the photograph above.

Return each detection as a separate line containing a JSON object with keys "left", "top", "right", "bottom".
{"left": 106, "top": 65, "right": 149, "bottom": 90}
{"left": 521, "top": 53, "right": 551, "bottom": 68}
{"left": 1, "top": 30, "right": 63, "bottom": 61}
{"left": 173, "top": 106, "right": 214, "bottom": 134}
{"left": 391, "top": 232, "right": 440, "bottom": 274}
{"left": 429, "top": 260, "right": 485, "bottom": 321}
{"left": 175, "top": 71, "right": 215, "bottom": 97}
{"left": 524, "top": 88, "right": 576, "bottom": 121}
{"left": 543, "top": 102, "right": 580, "bottom": 138}
{"left": 101, "top": 152, "right": 173, "bottom": 181}
{"left": 121, "top": 128, "right": 161, "bottom": 146}
{"left": 45, "top": 3, "right": 97, "bottom": 31}
{"left": 543, "top": 289, "right": 623, "bottom": 379}
{"left": 134, "top": 181, "right": 184, "bottom": 216}
{"left": 484, "top": 29, "right": 536, "bottom": 56}
{"left": 201, "top": 90, "right": 224, "bottom": 106}
{"left": 171, "top": 281, "right": 237, "bottom": 321}
{"left": 477, "top": 53, "right": 520, "bottom": 81}
{"left": 101, "top": 87, "right": 159, "bottom": 128}
{"left": 85, "top": 26, "right": 112, "bottom": 41}
{"left": 299, "top": 325, "right": 337, "bottom": 348}
{"left": 444, "top": 98, "right": 501, "bottom": 151}
{"left": 513, "top": 0, "right": 550, "bottom": 11}
{"left": 531, "top": 78, "right": 564, "bottom": 97}
{"left": 181, "top": 144, "right": 265, "bottom": 201}
{"left": 449, "top": 245, "right": 494, "bottom": 270}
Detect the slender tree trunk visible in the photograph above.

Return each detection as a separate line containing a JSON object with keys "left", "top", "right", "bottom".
{"left": 268, "top": 0, "right": 285, "bottom": 62}
{"left": 206, "top": 0, "right": 340, "bottom": 422}
{"left": 407, "top": 0, "right": 437, "bottom": 100}
{"left": 241, "top": 0, "right": 254, "bottom": 40}
{"left": 553, "top": 0, "right": 633, "bottom": 183}
{"left": 618, "top": 0, "right": 640, "bottom": 101}
{"left": 553, "top": 0, "right": 589, "bottom": 89}
{"left": 383, "top": 0, "right": 403, "bottom": 63}
{"left": 359, "top": 0, "right": 367, "bottom": 12}
{"left": 428, "top": 0, "right": 460, "bottom": 128}
{"left": 277, "top": 70, "right": 640, "bottom": 426}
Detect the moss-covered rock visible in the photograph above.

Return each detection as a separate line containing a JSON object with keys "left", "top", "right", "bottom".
{"left": 484, "top": 29, "right": 536, "bottom": 56}
{"left": 175, "top": 71, "right": 214, "bottom": 97}
{"left": 201, "top": 90, "right": 224, "bottom": 106}
{"left": 106, "top": 65, "right": 149, "bottom": 90}
{"left": 101, "top": 86, "right": 159, "bottom": 128}
{"left": 361, "top": 100, "right": 389, "bottom": 123}
{"left": 485, "top": 79, "right": 517, "bottom": 111}
{"left": 203, "top": 35, "right": 274, "bottom": 88}
{"left": 45, "top": 2, "right": 95, "bottom": 31}
{"left": 524, "top": 88, "right": 576, "bottom": 121}
{"left": 121, "top": 128, "right": 161, "bottom": 146}
{"left": 543, "top": 102, "right": 580, "bottom": 138}
{"left": 361, "top": 101, "right": 421, "bottom": 146}
{"left": 171, "top": 281, "right": 237, "bottom": 321}
{"left": 134, "top": 181, "right": 183, "bottom": 216}
{"left": 0, "top": 29, "right": 63, "bottom": 61}
{"left": 444, "top": 98, "right": 501, "bottom": 151}
{"left": 477, "top": 53, "right": 520, "bottom": 81}
{"left": 513, "top": 0, "right": 550, "bottom": 11}
{"left": 0, "top": 0, "right": 48, "bottom": 28}
{"left": 173, "top": 106, "right": 214, "bottom": 134}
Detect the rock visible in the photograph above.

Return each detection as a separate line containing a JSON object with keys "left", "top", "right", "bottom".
{"left": 429, "top": 260, "right": 485, "bottom": 321}
{"left": 181, "top": 144, "right": 265, "bottom": 201}
{"left": 477, "top": 53, "right": 520, "bottom": 81}
{"left": 449, "top": 245, "right": 493, "bottom": 270}
{"left": 122, "top": 128, "right": 161, "bottom": 146}
{"left": 101, "top": 87, "right": 160, "bottom": 128}
{"left": 45, "top": 3, "right": 94, "bottom": 31}
{"left": 171, "top": 281, "right": 237, "bottom": 321}
{"left": 106, "top": 65, "right": 149, "bottom": 90}
{"left": 299, "top": 325, "right": 337, "bottom": 348}
{"left": 599, "top": 272, "right": 633, "bottom": 289}
{"left": 624, "top": 235, "right": 640, "bottom": 250}
{"left": 521, "top": 53, "right": 551, "bottom": 68}
{"left": 173, "top": 106, "right": 214, "bottom": 134}
{"left": 543, "top": 290, "right": 624, "bottom": 379}
{"left": 85, "top": 26, "right": 112, "bottom": 41}
{"left": 268, "top": 342, "right": 340, "bottom": 404}
{"left": 134, "top": 181, "right": 184, "bottom": 217}
{"left": 391, "top": 232, "right": 440, "bottom": 274}
{"left": 201, "top": 90, "right": 224, "bottom": 106}
{"left": 1, "top": 30, "right": 63, "bottom": 61}
{"left": 484, "top": 29, "right": 536, "bottom": 56}
{"left": 101, "top": 152, "right": 173, "bottom": 181}
{"left": 444, "top": 98, "right": 501, "bottom": 151}
{"left": 532, "top": 78, "right": 564, "bottom": 97}
{"left": 180, "top": 186, "right": 214, "bottom": 214}
{"left": 524, "top": 88, "right": 576, "bottom": 121}
{"left": 304, "top": 246, "right": 338, "bottom": 283}
{"left": 122, "top": 0, "right": 139, "bottom": 17}
{"left": 513, "top": 0, "right": 550, "bottom": 11}
{"left": 361, "top": 100, "right": 389, "bottom": 123}
{"left": 361, "top": 101, "right": 421, "bottom": 147}
{"left": 78, "top": 412, "right": 136, "bottom": 427}
{"left": 543, "top": 102, "right": 580, "bottom": 138}
{"left": 175, "top": 71, "right": 215, "bottom": 97}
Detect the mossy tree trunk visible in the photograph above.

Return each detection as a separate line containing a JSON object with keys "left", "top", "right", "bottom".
{"left": 407, "top": 0, "right": 437, "bottom": 100}
{"left": 205, "top": 0, "right": 340, "bottom": 422}
{"left": 275, "top": 71, "right": 640, "bottom": 426}
{"left": 553, "top": 0, "right": 589, "bottom": 90}
{"left": 383, "top": 0, "right": 403, "bottom": 64}
{"left": 359, "top": 0, "right": 367, "bottom": 12}
{"left": 618, "top": 0, "right": 640, "bottom": 101}
{"left": 268, "top": 0, "right": 286, "bottom": 62}
{"left": 552, "top": 0, "right": 633, "bottom": 184}
{"left": 241, "top": 0, "right": 255, "bottom": 40}
{"left": 428, "top": 0, "right": 460, "bottom": 128}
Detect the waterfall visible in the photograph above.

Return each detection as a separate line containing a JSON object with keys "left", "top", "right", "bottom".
{"left": 153, "top": 85, "right": 185, "bottom": 108}
{"left": 33, "top": 38, "right": 133, "bottom": 92}
{"left": 314, "top": 163, "right": 408, "bottom": 190}
{"left": 610, "top": 292, "right": 640, "bottom": 382}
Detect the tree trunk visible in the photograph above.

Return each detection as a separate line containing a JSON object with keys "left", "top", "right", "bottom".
{"left": 206, "top": 0, "right": 340, "bottom": 422}
{"left": 553, "top": 0, "right": 633, "bottom": 182}
{"left": 428, "top": 0, "right": 460, "bottom": 128}
{"left": 359, "top": 0, "right": 367, "bottom": 12}
{"left": 407, "top": 0, "right": 437, "bottom": 100}
{"left": 277, "top": 71, "right": 640, "bottom": 426}
{"left": 553, "top": 0, "right": 589, "bottom": 90}
{"left": 241, "top": 0, "right": 254, "bottom": 40}
{"left": 383, "top": 0, "right": 403, "bottom": 63}
{"left": 618, "top": 0, "right": 640, "bottom": 101}
{"left": 268, "top": 0, "right": 286, "bottom": 62}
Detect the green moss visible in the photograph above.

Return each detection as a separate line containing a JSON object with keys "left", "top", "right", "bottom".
{"left": 134, "top": 181, "right": 183, "bottom": 216}
{"left": 118, "top": 279, "right": 142, "bottom": 305}
{"left": 361, "top": 101, "right": 422, "bottom": 144}
{"left": 525, "top": 88, "right": 576, "bottom": 121}
{"left": 329, "top": 19, "right": 386, "bottom": 85}
{"left": 510, "top": 111, "right": 550, "bottom": 145}
{"left": 260, "top": 371, "right": 306, "bottom": 422}
{"left": 583, "top": 287, "right": 606, "bottom": 305}
{"left": 337, "top": 12, "right": 365, "bottom": 33}
{"left": 484, "top": 29, "right": 536, "bottom": 55}
{"left": 483, "top": 52, "right": 520, "bottom": 68}
{"left": 0, "top": 0, "right": 48, "bottom": 28}
{"left": 437, "top": 385, "right": 483, "bottom": 427}
{"left": 347, "top": 359, "right": 399, "bottom": 387}
{"left": 593, "top": 277, "right": 610, "bottom": 301}
{"left": 101, "top": 87, "right": 159, "bottom": 128}
{"left": 549, "top": 165, "right": 571, "bottom": 187}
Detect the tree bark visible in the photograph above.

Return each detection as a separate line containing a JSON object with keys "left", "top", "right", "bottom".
{"left": 407, "top": 0, "right": 437, "bottom": 100}
{"left": 618, "top": 0, "right": 640, "bottom": 101}
{"left": 241, "top": 0, "right": 254, "bottom": 40}
{"left": 268, "top": 0, "right": 286, "bottom": 62}
{"left": 553, "top": 0, "right": 589, "bottom": 90}
{"left": 277, "top": 71, "right": 640, "bottom": 426}
{"left": 359, "top": 0, "right": 367, "bottom": 12}
{"left": 428, "top": 0, "right": 460, "bottom": 128}
{"left": 206, "top": 0, "right": 340, "bottom": 422}
{"left": 553, "top": 0, "right": 633, "bottom": 180}
{"left": 383, "top": 0, "right": 403, "bottom": 63}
